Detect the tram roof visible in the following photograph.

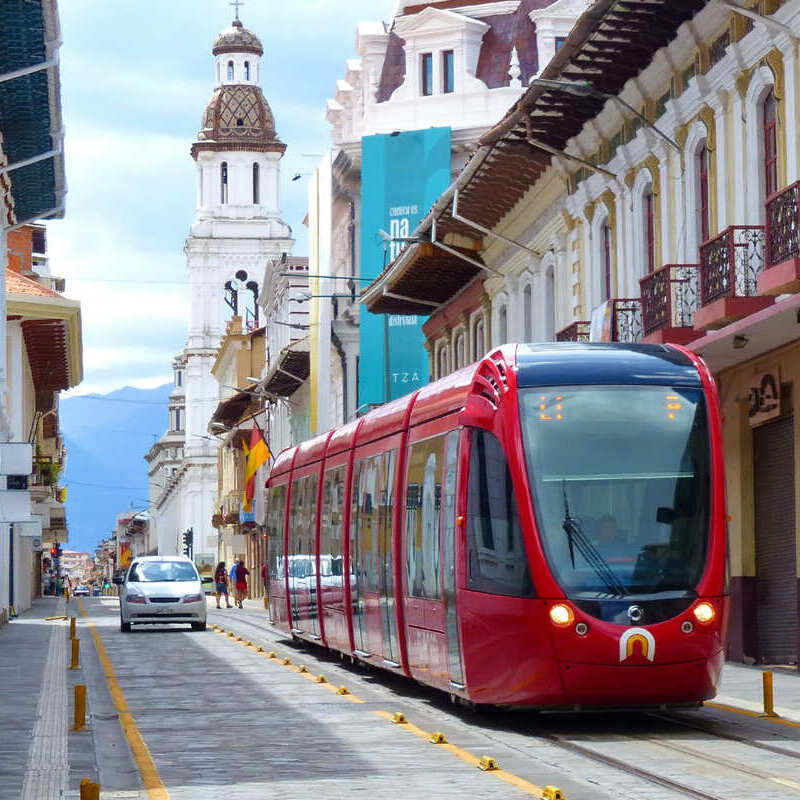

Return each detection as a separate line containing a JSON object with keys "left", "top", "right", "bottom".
{"left": 515, "top": 343, "right": 702, "bottom": 388}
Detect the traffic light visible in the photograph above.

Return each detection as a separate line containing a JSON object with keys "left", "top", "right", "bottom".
{"left": 181, "top": 528, "right": 193, "bottom": 558}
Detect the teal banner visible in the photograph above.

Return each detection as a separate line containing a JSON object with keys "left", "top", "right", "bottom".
{"left": 359, "top": 128, "right": 451, "bottom": 409}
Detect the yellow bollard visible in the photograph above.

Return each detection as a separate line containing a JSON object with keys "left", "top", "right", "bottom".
{"left": 69, "top": 637, "right": 80, "bottom": 670}
{"left": 79, "top": 778, "right": 100, "bottom": 800}
{"left": 72, "top": 685, "right": 86, "bottom": 731}
{"left": 263, "top": 596, "right": 269, "bottom": 610}
{"left": 69, "top": 617, "right": 76, "bottom": 639}
{"left": 762, "top": 670, "right": 779, "bottom": 717}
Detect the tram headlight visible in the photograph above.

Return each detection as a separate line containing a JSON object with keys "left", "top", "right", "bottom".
{"left": 549, "top": 604, "right": 574, "bottom": 627}
{"left": 692, "top": 602, "right": 715, "bottom": 624}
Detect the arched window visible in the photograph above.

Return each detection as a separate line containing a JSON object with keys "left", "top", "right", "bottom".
{"left": 763, "top": 88, "right": 778, "bottom": 198}
{"left": 643, "top": 188, "right": 655, "bottom": 274}
{"left": 474, "top": 317, "right": 485, "bottom": 358}
{"left": 697, "top": 144, "right": 710, "bottom": 243}
{"left": 252, "top": 162, "right": 260, "bottom": 204}
{"left": 227, "top": 61, "right": 234, "bottom": 81}
{"left": 438, "top": 345, "right": 449, "bottom": 378}
{"left": 523, "top": 284, "right": 532, "bottom": 341}
{"left": 602, "top": 223, "right": 612, "bottom": 302}
{"left": 220, "top": 162, "right": 229, "bottom": 204}
{"left": 244, "top": 61, "right": 250, "bottom": 80}
{"left": 497, "top": 304, "right": 508, "bottom": 345}
{"left": 455, "top": 333, "right": 465, "bottom": 369}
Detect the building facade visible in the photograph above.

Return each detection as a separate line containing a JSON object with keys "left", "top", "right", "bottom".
{"left": 269, "top": 0, "right": 588, "bottom": 446}
{"left": 364, "top": 0, "right": 800, "bottom": 665}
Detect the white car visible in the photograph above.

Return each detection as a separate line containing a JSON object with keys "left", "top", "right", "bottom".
{"left": 116, "top": 556, "right": 207, "bottom": 632}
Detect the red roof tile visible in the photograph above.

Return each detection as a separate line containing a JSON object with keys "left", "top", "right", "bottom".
{"left": 5, "top": 267, "right": 61, "bottom": 298}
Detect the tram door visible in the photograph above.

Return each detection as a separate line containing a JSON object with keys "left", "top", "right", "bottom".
{"left": 288, "top": 474, "right": 320, "bottom": 637}
{"left": 351, "top": 452, "right": 401, "bottom": 664}
{"left": 442, "top": 430, "right": 465, "bottom": 687}
{"left": 754, "top": 417, "right": 797, "bottom": 664}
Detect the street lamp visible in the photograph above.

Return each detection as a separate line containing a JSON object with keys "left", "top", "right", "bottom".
{"left": 530, "top": 77, "right": 681, "bottom": 153}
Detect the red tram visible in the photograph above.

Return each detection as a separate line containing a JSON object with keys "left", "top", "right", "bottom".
{"left": 263, "top": 343, "right": 728, "bottom": 708}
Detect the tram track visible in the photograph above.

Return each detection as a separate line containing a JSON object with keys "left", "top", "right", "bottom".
{"left": 211, "top": 610, "right": 800, "bottom": 800}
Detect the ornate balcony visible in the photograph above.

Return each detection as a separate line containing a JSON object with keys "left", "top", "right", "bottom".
{"left": 555, "top": 321, "right": 590, "bottom": 342}
{"left": 761, "top": 182, "right": 800, "bottom": 294}
{"left": 608, "top": 298, "right": 643, "bottom": 343}
{"left": 694, "top": 226, "right": 773, "bottom": 332}
{"left": 639, "top": 264, "right": 700, "bottom": 345}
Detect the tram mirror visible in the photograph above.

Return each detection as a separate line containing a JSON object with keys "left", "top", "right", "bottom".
{"left": 656, "top": 507, "right": 676, "bottom": 525}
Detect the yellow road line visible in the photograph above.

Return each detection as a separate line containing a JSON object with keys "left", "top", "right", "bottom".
{"left": 75, "top": 599, "right": 170, "bottom": 800}
{"left": 219, "top": 629, "right": 367, "bottom": 702}
{"left": 705, "top": 701, "right": 800, "bottom": 730}
{"left": 372, "top": 711, "right": 544, "bottom": 797}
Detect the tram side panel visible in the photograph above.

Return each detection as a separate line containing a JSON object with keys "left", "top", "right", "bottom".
{"left": 318, "top": 452, "right": 353, "bottom": 654}
{"left": 456, "top": 425, "right": 564, "bottom": 706}
{"left": 349, "top": 433, "right": 405, "bottom": 669}
{"left": 287, "top": 461, "right": 323, "bottom": 640}
{"left": 402, "top": 414, "right": 460, "bottom": 691}
{"left": 265, "top": 476, "right": 292, "bottom": 633}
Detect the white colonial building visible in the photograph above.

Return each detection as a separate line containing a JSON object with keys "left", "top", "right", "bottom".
{"left": 296, "top": 0, "right": 589, "bottom": 438}
{"left": 149, "top": 15, "right": 293, "bottom": 560}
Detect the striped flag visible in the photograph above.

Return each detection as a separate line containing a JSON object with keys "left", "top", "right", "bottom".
{"left": 242, "top": 426, "right": 270, "bottom": 513}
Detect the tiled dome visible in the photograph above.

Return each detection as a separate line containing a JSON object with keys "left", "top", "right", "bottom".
{"left": 192, "top": 85, "right": 285, "bottom": 157}
{"left": 212, "top": 20, "right": 263, "bottom": 57}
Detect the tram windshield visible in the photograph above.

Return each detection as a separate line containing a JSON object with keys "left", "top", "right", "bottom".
{"left": 519, "top": 386, "right": 710, "bottom": 598}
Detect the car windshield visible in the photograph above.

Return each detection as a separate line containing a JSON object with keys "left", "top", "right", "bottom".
{"left": 128, "top": 561, "right": 198, "bottom": 583}
{"left": 519, "top": 385, "right": 710, "bottom": 599}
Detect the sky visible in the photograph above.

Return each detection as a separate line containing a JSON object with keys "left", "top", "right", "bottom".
{"left": 49, "top": 0, "right": 396, "bottom": 396}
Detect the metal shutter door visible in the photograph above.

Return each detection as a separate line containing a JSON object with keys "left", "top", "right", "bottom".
{"left": 753, "top": 416, "right": 798, "bottom": 664}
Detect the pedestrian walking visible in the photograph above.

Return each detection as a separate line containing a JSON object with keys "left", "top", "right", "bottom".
{"left": 235, "top": 559, "right": 249, "bottom": 608}
{"left": 214, "top": 561, "right": 232, "bottom": 609}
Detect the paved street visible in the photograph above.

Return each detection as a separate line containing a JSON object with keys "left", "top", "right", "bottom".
{"left": 3, "top": 596, "right": 800, "bottom": 799}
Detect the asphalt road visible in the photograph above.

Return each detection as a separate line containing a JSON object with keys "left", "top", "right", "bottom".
{"left": 64, "top": 596, "right": 800, "bottom": 800}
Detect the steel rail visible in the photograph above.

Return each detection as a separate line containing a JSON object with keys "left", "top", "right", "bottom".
{"left": 541, "top": 732, "right": 727, "bottom": 800}
{"left": 649, "top": 710, "right": 800, "bottom": 762}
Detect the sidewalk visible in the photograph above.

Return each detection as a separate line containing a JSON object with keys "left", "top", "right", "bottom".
{"left": 716, "top": 662, "right": 800, "bottom": 722}
{"left": 0, "top": 597, "right": 144, "bottom": 800}
{"left": 0, "top": 596, "right": 69, "bottom": 800}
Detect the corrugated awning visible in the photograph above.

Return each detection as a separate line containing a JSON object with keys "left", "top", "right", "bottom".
{"left": 0, "top": 0, "right": 65, "bottom": 226}
{"left": 362, "top": 0, "right": 707, "bottom": 315}
{"left": 264, "top": 339, "right": 310, "bottom": 397}
{"left": 210, "top": 384, "right": 260, "bottom": 430}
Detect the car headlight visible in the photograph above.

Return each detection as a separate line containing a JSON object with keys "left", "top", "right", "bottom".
{"left": 127, "top": 593, "right": 147, "bottom": 604}
{"left": 182, "top": 593, "right": 203, "bottom": 603}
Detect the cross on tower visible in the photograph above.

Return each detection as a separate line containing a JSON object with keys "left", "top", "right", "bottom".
{"left": 230, "top": 0, "right": 244, "bottom": 20}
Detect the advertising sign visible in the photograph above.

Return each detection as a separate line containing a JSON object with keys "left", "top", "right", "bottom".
{"left": 359, "top": 128, "right": 451, "bottom": 408}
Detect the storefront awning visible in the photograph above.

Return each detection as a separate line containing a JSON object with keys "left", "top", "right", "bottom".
{"left": 263, "top": 338, "right": 310, "bottom": 397}
{"left": 362, "top": 0, "right": 706, "bottom": 316}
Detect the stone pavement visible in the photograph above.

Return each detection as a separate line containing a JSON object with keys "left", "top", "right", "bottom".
{"left": 2, "top": 594, "right": 799, "bottom": 800}
{"left": 0, "top": 597, "right": 145, "bottom": 800}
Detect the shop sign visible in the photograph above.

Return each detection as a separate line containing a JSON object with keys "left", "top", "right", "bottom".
{"left": 748, "top": 369, "right": 781, "bottom": 427}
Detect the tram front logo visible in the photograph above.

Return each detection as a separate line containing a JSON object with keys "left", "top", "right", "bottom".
{"left": 619, "top": 628, "right": 655, "bottom": 662}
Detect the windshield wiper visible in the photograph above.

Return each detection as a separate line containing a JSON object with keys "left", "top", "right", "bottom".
{"left": 562, "top": 481, "right": 628, "bottom": 597}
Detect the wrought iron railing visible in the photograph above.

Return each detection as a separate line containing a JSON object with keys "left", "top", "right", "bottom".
{"left": 700, "top": 226, "right": 765, "bottom": 305}
{"left": 611, "top": 298, "right": 643, "bottom": 343}
{"left": 766, "top": 182, "right": 800, "bottom": 268}
{"left": 555, "top": 321, "right": 590, "bottom": 342}
{"left": 639, "top": 265, "right": 700, "bottom": 335}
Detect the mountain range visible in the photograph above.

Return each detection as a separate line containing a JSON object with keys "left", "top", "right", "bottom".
{"left": 60, "top": 384, "right": 173, "bottom": 554}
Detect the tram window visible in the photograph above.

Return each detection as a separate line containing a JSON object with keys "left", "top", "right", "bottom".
{"left": 466, "top": 429, "right": 534, "bottom": 597}
{"left": 351, "top": 456, "right": 379, "bottom": 593}
{"left": 406, "top": 435, "right": 445, "bottom": 599}
{"left": 266, "top": 484, "right": 287, "bottom": 581}
{"left": 320, "top": 466, "right": 345, "bottom": 584}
